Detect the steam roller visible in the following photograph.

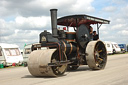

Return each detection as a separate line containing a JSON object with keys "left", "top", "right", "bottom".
{"left": 28, "top": 9, "right": 110, "bottom": 77}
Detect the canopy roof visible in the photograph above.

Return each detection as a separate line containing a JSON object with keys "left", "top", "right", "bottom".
{"left": 57, "top": 14, "right": 110, "bottom": 27}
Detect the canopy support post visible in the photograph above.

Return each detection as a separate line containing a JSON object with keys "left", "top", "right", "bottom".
{"left": 97, "top": 23, "right": 102, "bottom": 38}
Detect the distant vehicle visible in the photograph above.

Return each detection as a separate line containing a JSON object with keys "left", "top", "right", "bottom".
{"left": 104, "top": 41, "right": 113, "bottom": 54}
{"left": 20, "top": 49, "right": 23, "bottom": 55}
{"left": 23, "top": 43, "right": 47, "bottom": 67}
{"left": 111, "top": 42, "right": 121, "bottom": 54}
{"left": 118, "top": 44, "right": 127, "bottom": 53}
{"left": 0, "top": 43, "right": 23, "bottom": 66}
{"left": 23, "top": 44, "right": 32, "bottom": 67}
{"left": 127, "top": 44, "right": 128, "bottom": 52}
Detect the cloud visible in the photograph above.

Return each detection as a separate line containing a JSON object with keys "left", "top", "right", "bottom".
{"left": 1, "top": 29, "right": 40, "bottom": 48}
{"left": 0, "top": 0, "right": 95, "bottom": 18}
{"left": 0, "top": 19, "right": 15, "bottom": 36}
{"left": 102, "top": 6, "right": 116, "bottom": 12}
{"left": 70, "top": 0, "right": 94, "bottom": 13}
{"left": 111, "top": 24, "right": 126, "bottom": 30}
{"left": 0, "top": 15, "right": 51, "bottom": 36}
{"left": 15, "top": 16, "right": 51, "bottom": 30}
{"left": 118, "top": 30, "right": 128, "bottom": 36}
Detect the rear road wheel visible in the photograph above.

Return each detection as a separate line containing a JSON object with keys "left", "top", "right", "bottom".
{"left": 86, "top": 40, "right": 107, "bottom": 70}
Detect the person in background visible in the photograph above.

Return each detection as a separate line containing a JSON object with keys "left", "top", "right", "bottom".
{"left": 93, "top": 31, "right": 99, "bottom": 40}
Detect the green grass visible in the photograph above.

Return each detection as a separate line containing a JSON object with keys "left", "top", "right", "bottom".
{"left": 0, "top": 65, "right": 24, "bottom": 69}
{"left": 125, "top": 52, "right": 128, "bottom": 54}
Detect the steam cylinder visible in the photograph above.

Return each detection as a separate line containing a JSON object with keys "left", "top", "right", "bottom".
{"left": 61, "top": 41, "right": 77, "bottom": 55}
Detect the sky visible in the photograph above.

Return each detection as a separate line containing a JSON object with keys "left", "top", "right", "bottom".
{"left": 0, "top": 0, "right": 128, "bottom": 49}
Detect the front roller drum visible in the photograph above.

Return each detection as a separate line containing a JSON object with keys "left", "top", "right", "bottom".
{"left": 28, "top": 49, "right": 67, "bottom": 77}
{"left": 86, "top": 40, "right": 107, "bottom": 70}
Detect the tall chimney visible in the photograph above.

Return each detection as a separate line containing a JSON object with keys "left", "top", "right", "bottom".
{"left": 50, "top": 9, "right": 58, "bottom": 38}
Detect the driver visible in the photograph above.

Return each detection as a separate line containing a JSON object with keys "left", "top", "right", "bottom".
{"left": 93, "top": 31, "right": 99, "bottom": 40}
